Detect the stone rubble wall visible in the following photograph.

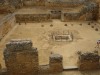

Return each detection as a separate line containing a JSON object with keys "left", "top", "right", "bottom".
{"left": 23, "top": 0, "right": 45, "bottom": 6}
{"left": 62, "top": 2, "right": 99, "bottom": 21}
{"left": 39, "top": 54, "right": 63, "bottom": 74}
{"left": 15, "top": 14, "right": 52, "bottom": 23}
{"left": 46, "top": 2, "right": 84, "bottom": 8}
{"left": 3, "top": 40, "right": 100, "bottom": 74}
{"left": 8, "top": 0, "right": 23, "bottom": 9}
{"left": 49, "top": 54, "right": 63, "bottom": 73}
{"left": 4, "top": 40, "right": 39, "bottom": 75}
{"left": 78, "top": 52, "right": 100, "bottom": 70}
{"left": 6, "top": 39, "right": 33, "bottom": 51}
{"left": 39, "top": 65, "right": 49, "bottom": 74}
{"left": 3, "top": 40, "right": 63, "bottom": 75}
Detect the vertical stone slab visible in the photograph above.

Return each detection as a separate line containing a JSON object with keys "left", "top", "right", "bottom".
{"left": 49, "top": 54, "right": 63, "bottom": 73}
{"left": 4, "top": 39, "right": 39, "bottom": 75}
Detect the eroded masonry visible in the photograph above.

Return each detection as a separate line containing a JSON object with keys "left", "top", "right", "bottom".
{"left": 3, "top": 39, "right": 63, "bottom": 75}
{"left": 0, "top": 0, "right": 100, "bottom": 75}
{"left": 0, "top": 39, "right": 100, "bottom": 75}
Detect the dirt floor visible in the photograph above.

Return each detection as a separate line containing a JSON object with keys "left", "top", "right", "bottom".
{"left": 0, "top": 20, "right": 100, "bottom": 75}
{"left": 48, "top": 70, "right": 100, "bottom": 75}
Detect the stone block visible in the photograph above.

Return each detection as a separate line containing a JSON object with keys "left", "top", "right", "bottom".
{"left": 78, "top": 52, "right": 100, "bottom": 70}
{"left": 49, "top": 54, "right": 63, "bottom": 73}
{"left": 6, "top": 39, "right": 33, "bottom": 51}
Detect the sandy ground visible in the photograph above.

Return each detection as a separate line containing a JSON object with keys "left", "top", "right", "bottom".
{"left": 0, "top": 20, "right": 100, "bottom": 73}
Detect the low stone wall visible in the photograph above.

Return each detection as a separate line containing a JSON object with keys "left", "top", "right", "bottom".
{"left": 45, "top": 2, "right": 83, "bottom": 8}
{"left": 61, "top": 13, "right": 80, "bottom": 21}
{"left": 61, "top": 2, "right": 99, "bottom": 22}
{"left": 3, "top": 40, "right": 63, "bottom": 75}
{"left": 3, "top": 40, "right": 100, "bottom": 75}
{"left": 78, "top": 51, "right": 100, "bottom": 70}
{"left": 49, "top": 54, "right": 63, "bottom": 73}
{"left": 23, "top": 0, "right": 45, "bottom": 6}
{"left": 39, "top": 65, "right": 49, "bottom": 74}
{"left": 15, "top": 14, "right": 52, "bottom": 23}
{"left": 0, "top": 14, "right": 16, "bottom": 40}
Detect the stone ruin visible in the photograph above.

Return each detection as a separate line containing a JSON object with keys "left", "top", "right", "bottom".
{"left": 0, "top": 0, "right": 99, "bottom": 22}
{"left": 4, "top": 39, "right": 39, "bottom": 75}
{"left": 51, "top": 30, "right": 73, "bottom": 42}
{"left": 3, "top": 39, "right": 63, "bottom": 75}
{"left": 2, "top": 39, "right": 100, "bottom": 75}
{"left": 49, "top": 54, "right": 63, "bottom": 73}
{"left": 0, "top": 0, "right": 15, "bottom": 14}
{"left": 78, "top": 51, "right": 100, "bottom": 70}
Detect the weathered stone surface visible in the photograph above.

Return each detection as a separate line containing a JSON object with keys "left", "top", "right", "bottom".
{"left": 15, "top": 14, "right": 52, "bottom": 23}
{"left": 78, "top": 51, "right": 100, "bottom": 70}
{"left": 3, "top": 40, "right": 64, "bottom": 75}
{"left": 4, "top": 40, "right": 39, "bottom": 75}
{"left": 39, "top": 65, "right": 49, "bottom": 74}
{"left": 49, "top": 54, "right": 63, "bottom": 73}
{"left": 6, "top": 39, "right": 33, "bottom": 51}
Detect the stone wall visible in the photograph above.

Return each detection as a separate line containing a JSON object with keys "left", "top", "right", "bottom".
{"left": 23, "top": 0, "right": 45, "bottom": 6}
{"left": 49, "top": 54, "right": 63, "bottom": 73}
{"left": 0, "top": 14, "right": 16, "bottom": 40}
{"left": 61, "top": 2, "right": 99, "bottom": 21}
{"left": 3, "top": 40, "right": 63, "bottom": 75}
{"left": 78, "top": 51, "right": 100, "bottom": 70}
{"left": 15, "top": 14, "right": 52, "bottom": 23}
{"left": 4, "top": 39, "right": 39, "bottom": 75}
{"left": 0, "top": 4, "right": 15, "bottom": 14}
{"left": 46, "top": 2, "right": 83, "bottom": 8}
{"left": 45, "top": 0, "right": 89, "bottom": 8}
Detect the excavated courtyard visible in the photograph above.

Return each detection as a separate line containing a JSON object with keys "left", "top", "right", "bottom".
{"left": 0, "top": 20, "right": 100, "bottom": 69}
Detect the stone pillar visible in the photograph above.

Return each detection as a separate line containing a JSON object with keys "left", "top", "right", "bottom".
{"left": 4, "top": 39, "right": 39, "bottom": 75}
{"left": 49, "top": 54, "right": 63, "bottom": 73}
